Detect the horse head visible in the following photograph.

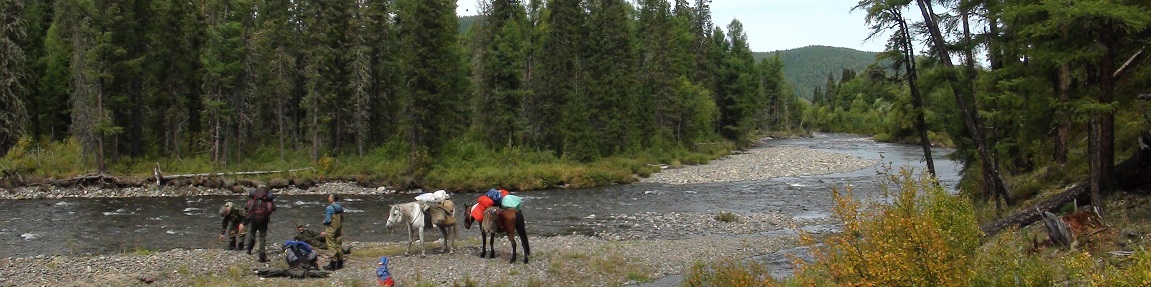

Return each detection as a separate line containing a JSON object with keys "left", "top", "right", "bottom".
{"left": 385, "top": 204, "right": 405, "bottom": 229}
{"left": 464, "top": 203, "right": 478, "bottom": 230}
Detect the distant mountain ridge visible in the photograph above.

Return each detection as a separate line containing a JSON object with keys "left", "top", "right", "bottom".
{"left": 754, "top": 45, "right": 881, "bottom": 100}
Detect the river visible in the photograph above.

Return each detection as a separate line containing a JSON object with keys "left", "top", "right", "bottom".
{"left": 0, "top": 133, "right": 959, "bottom": 257}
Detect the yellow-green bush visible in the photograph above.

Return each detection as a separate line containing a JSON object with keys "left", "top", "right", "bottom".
{"left": 683, "top": 260, "right": 779, "bottom": 287}
{"left": 2, "top": 137, "right": 86, "bottom": 176}
{"left": 789, "top": 168, "right": 980, "bottom": 287}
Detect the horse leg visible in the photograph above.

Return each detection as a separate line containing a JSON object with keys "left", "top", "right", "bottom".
{"left": 446, "top": 224, "right": 456, "bottom": 254}
{"left": 478, "top": 231, "right": 487, "bottom": 258}
{"left": 418, "top": 226, "right": 426, "bottom": 258}
{"left": 405, "top": 225, "right": 414, "bottom": 256}
{"left": 517, "top": 211, "right": 530, "bottom": 264}
{"left": 506, "top": 229, "right": 518, "bottom": 264}
{"left": 486, "top": 232, "right": 496, "bottom": 259}
{"left": 438, "top": 225, "right": 450, "bottom": 253}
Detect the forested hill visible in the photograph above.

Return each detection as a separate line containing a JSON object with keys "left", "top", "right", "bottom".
{"left": 754, "top": 46, "right": 880, "bottom": 100}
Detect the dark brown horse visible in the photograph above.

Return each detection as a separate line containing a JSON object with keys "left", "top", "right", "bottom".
{"left": 464, "top": 204, "right": 530, "bottom": 264}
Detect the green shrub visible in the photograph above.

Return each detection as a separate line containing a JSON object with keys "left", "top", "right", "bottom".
{"left": 683, "top": 260, "right": 777, "bottom": 287}
{"left": 714, "top": 211, "right": 740, "bottom": 223}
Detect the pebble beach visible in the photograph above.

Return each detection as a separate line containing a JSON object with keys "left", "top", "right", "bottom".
{"left": 0, "top": 144, "right": 874, "bottom": 286}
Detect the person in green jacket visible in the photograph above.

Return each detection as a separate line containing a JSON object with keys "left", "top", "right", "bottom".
{"left": 218, "top": 202, "right": 246, "bottom": 250}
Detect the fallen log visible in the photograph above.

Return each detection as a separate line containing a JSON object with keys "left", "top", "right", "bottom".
{"left": 51, "top": 173, "right": 128, "bottom": 188}
{"left": 157, "top": 167, "right": 316, "bottom": 180}
{"left": 981, "top": 130, "right": 1151, "bottom": 237}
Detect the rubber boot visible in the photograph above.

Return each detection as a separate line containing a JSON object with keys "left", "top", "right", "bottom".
{"left": 336, "top": 259, "right": 344, "bottom": 270}
{"left": 258, "top": 252, "right": 268, "bottom": 263}
{"left": 323, "top": 260, "right": 338, "bottom": 271}
{"left": 227, "top": 238, "right": 237, "bottom": 251}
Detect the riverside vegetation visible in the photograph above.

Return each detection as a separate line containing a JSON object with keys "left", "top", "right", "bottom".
{"left": 688, "top": 169, "right": 1151, "bottom": 286}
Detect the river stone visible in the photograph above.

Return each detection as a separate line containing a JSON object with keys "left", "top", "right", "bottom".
{"left": 268, "top": 178, "right": 289, "bottom": 189}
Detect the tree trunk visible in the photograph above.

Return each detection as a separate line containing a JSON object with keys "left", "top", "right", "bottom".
{"left": 1090, "top": 28, "right": 1118, "bottom": 210}
{"left": 897, "top": 10, "right": 935, "bottom": 176}
{"left": 1054, "top": 64, "right": 1070, "bottom": 164}
{"left": 915, "top": 0, "right": 1011, "bottom": 204}
{"left": 982, "top": 131, "right": 1151, "bottom": 237}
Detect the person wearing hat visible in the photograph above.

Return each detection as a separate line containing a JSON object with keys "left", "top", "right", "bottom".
{"left": 218, "top": 201, "right": 246, "bottom": 250}
{"left": 376, "top": 256, "right": 393, "bottom": 287}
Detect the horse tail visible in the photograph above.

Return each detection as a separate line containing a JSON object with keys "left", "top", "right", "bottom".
{"left": 515, "top": 210, "right": 530, "bottom": 257}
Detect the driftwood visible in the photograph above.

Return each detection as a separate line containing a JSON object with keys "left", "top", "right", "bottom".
{"left": 156, "top": 166, "right": 316, "bottom": 180}
{"left": 51, "top": 173, "right": 127, "bottom": 188}
{"left": 981, "top": 130, "right": 1151, "bottom": 237}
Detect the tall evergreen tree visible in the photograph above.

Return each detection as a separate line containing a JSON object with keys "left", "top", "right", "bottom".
{"left": 587, "top": 0, "right": 637, "bottom": 155}
{"left": 914, "top": 0, "right": 1012, "bottom": 204}
{"left": 473, "top": 0, "right": 530, "bottom": 148}
{"left": 0, "top": 0, "right": 30, "bottom": 153}
{"left": 201, "top": 0, "right": 248, "bottom": 165}
{"left": 535, "top": 0, "right": 587, "bottom": 157}
{"left": 1003, "top": 0, "right": 1151, "bottom": 207}
{"left": 855, "top": 0, "right": 935, "bottom": 176}
{"left": 55, "top": 0, "right": 114, "bottom": 173}
{"left": 395, "top": 0, "right": 470, "bottom": 160}
{"left": 716, "top": 20, "right": 759, "bottom": 142}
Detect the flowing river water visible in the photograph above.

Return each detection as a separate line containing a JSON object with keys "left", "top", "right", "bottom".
{"left": 0, "top": 133, "right": 960, "bottom": 258}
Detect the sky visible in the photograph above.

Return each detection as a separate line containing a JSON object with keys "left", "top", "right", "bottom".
{"left": 455, "top": 0, "right": 889, "bottom": 53}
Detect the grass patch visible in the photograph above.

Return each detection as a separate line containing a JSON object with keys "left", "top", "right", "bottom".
{"left": 714, "top": 211, "right": 740, "bottom": 223}
{"left": 129, "top": 247, "right": 157, "bottom": 256}
{"left": 2, "top": 136, "right": 734, "bottom": 192}
{"left": 684, "top": 260, "right": 776, "bottom": 287}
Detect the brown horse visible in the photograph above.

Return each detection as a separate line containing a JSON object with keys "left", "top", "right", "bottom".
{"left": 464, "top": 204, "right": 530, "bottom": 264}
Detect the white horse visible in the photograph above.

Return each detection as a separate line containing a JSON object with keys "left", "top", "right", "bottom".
{"left": 385, "top": 201, "right": 456, "bottom": 257}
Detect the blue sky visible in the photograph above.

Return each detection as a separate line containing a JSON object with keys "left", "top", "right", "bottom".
{"left": 456, "top": 0, "right": 889, "bottom": 53}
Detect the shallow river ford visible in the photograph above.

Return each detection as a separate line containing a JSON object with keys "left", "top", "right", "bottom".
{"left": 0, "top": 133, "right": 959, "bottom": 257}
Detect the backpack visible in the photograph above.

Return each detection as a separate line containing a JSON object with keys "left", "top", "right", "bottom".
{"left": 500, "top": 194, "right": 522, "bottom": 209}
{"left": 247, "top": 190, "right": 274, "bottom": 223}
{"left": 284, "top": 240, "right": 317, "bottom": 269}
{"left": 485, "top": 189, "right": 504, "bottom": 202}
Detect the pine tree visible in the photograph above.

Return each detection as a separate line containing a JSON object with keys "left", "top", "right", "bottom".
{"left": 535, "top": 0, "right": 587, "bottom": 157}
{"left": 855, "top": 0, "right": 935, "bottom": 176}
{"left": 587, "top": 0, "right": 637, "bottom": 155}
{"left": 914, "top": 0, "right": 1012, "bottom": 204}
{"left": 201, "top": 0, "right": 248, "bottom": 165}
{"left": 474, "top": 0, "right": 530, "bottom": 148}
{"left": 716, "top": 20, "right": 759, "bottom": 142}
{"left": 1003, "top": 0, "right": 1151, "bottom": 206}
{"left": 0, "top": 0, "right": 30, "bottom": 153}
{"left": 395, "top": 0, "right": 470, "bottom": 157}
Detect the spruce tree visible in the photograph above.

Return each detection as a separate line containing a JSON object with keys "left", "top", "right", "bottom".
{"left": 0, "top": 0, "right": 30, "bottom": 153}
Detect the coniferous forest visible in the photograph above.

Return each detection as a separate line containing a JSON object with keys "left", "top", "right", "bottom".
{"left": 0, "top": 0, "right": 803, "bottom": 188}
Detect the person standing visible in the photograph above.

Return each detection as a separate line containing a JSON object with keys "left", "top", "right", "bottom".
{"left": 245, "top": 186, "right": 276, "bottom": 262}
{"left": 218, "top": 202, "right": 246, "bottom": 250}
{"left": 321, "top": 193, "right": 345, "bottom": 270}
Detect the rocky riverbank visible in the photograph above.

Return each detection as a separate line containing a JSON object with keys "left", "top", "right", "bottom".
{"left": 0, "top": 181, "right": 395, "bottom": 200}
{"left": 0, "top": 210, "right": 824, "bottom": 287}
{"left": 0, "top": 141, "right": 872, "bottom": 286}
{"left": 640, "top": 146, "right": 876, "bottom": 185}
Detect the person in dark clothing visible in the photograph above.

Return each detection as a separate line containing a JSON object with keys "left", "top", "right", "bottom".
{"left": 245, "top": 186, "right": 276, "bottom": 262}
